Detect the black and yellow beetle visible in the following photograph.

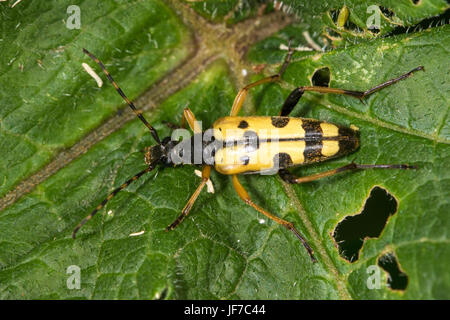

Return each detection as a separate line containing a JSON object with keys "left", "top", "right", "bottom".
{"left": 73, "top": 47, "right": 423, "bottom": 263}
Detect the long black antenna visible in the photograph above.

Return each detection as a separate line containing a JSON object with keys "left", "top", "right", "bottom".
{"left": 72, "top": 163, "right": 157, "bottom": 239}
{"left": 82, "top": 48, "right": 161, "bottom": 144}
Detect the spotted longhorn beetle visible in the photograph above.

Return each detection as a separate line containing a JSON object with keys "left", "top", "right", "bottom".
{"left": 73, "top": 47, "right": 423, "bottom": 263}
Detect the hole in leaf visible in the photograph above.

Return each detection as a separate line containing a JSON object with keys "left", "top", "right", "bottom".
{"left": 379, "top": 6, "right": 395, "bottom": 18}
{"left": 329, "top": 9, "right": 340, "bottom": 24}
{"left": 411, "top": 0, "right": 421, "bottom": 5}
{"left": 345, "top": 19, "right": 362, "bottom": 33}
{"left": 332, "top": 186, "right": 397, "bottom": 262}
{"left": 311, "top": 67, "right": 330, "bottom": 87}
{"left": 378, "top": 252, "right": 408, "bottom": 291}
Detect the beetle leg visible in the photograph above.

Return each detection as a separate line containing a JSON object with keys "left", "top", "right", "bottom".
{"left": 165, "top": 108, "right": 207, "bottom": 231}
{"left": 164, "top": 108, "right": 200, "bottom": 131}
{"left": 281, "top": 66, "right": 424, "bottom": 116}
{"left": 231, "top": 175, "right": 317, "bottom": 262}
{"left": 166, "top": 108, "right": 207, "bottom": 231}
{"left": 280, "top": 86, "right": 305, "bottom": 116}
{"left": 166, "top": 165, "right": 211, "bottom": 231}
{"left": 279, "top": 163, "right": 417, "bottom": 184}
{"left": 182, "top": 108, "right": 202, "bottom": 133}
{"left": 230, "top": 42, "right": 295, "bottom": 116}
{"left": 230, "top": 76, "right": 282, "bottom": 117}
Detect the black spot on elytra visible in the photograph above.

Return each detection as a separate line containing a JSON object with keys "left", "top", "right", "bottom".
{"left": 302, "top": 119, "right": 323, "bottom": 136}
{"left": 303, "top": 144, "right": 323, "bottom": 163}
{"left": 337, "top": 126, "right": 360, "bottom": 156}
{"left": 332, "top": 186, "right": 398, "bottom": 263}
{"left": 238, "top": 120, "right": 249, "bottom": 129}
{"left": 271, "top": 116, "right": 290, "bottom": 128}
{"left": 378, "top": 252, "right": 408, "bottom": 291}
{"left": 273, "top": 152, "right": 293, "bottom": 169}
{"left": 303, "top": 120, "right": 324, "bottom": 162}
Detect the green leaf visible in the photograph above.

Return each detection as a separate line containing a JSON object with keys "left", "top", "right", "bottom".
{"left": 0, "top": 0, "right": 448, "bottom": 299}
{"left": 0, "top": 0, "right": 191, "bottom": 197}
{"left": 250, "top": 24, "right": 450, "bottom": 299}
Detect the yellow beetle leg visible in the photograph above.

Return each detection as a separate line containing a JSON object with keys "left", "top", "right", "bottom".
{"left": 181, "top": 107, "right": 202, "bottom": 133}
{"left": 279, "top": 163, "right": 416, "bottom": 184}
{"left": 166, "top": 165, "right": 211, "bottom": 231}
{"left": 230, "top": 76, "right": 281, "bottom": 116}
{"left": 230, "top": 43, "right": 295, "bottom": 116}
{"left": 231, "top": 175, "right": 317, "bottom": 262}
